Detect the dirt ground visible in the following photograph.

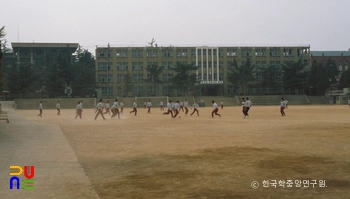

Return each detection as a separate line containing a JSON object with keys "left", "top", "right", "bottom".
{"left": 18, "top": 105, "right": 350, "bottom": 199}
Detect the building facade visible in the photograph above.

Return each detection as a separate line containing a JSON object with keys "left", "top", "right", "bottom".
{"left": 310, "top": 51, "right": 350, "bottom": 82}
{"left": 95, "top": 45, "right": 310, "bottom": 98}
{"left": 11, "top": 42, "right": 79, "bottom": 67}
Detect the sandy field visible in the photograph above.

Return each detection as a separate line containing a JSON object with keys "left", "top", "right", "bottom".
{"left": 18, "top": 105, "right": 350, "bottom": 199}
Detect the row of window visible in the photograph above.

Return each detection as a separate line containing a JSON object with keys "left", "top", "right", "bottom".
{"left": 99, "top": 48, "right": 309, "bottom": 58}
{"left": 102, "top": 86, "right": 303, "bottom": 95}
{"left": 101, "top": 86, "right": 176, "bottom": 95}
{"left": 98, "top": 61, "right": 289, "bottom": 71}
{"left": 227, "top": 87, "right": 304, "bottom": 94}
{"left": 98, "top": 73, "right": 226, "bottom": 83}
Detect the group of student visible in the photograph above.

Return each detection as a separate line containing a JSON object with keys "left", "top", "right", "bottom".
{"left": 37, "top": 99, "right": 223, "bottom": 119}
{"left": 38, "top": 100, "right": 61, "bottom": 117}
{"left": 92, "top": 98, "right": 224, "bottom": 120}
{"left": 94, "top": 99, "right": 126, "bottom": 120}
{"left": 162, "top": 99, "right": 223, "bottom": 118}
{"left": 37, "top": 97, "right": 289, "bottom": 119}
{"left": 240, "top": 97, "right": 289, "bottom": 118}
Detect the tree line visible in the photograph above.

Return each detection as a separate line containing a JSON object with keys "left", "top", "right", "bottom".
{"left": 227, "top": 57, "right": 350, "bottom": 96}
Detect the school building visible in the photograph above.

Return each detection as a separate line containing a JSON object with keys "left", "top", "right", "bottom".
{"left": 11, "top": 42, "right": 79, "bottom": 67}
{"left": 95, "top": 45, "right": 311, "bottom": 98}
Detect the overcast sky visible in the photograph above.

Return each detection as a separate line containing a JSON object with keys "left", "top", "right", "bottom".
{"left": 1, "top": 0, "right": 350, "bottom": 54}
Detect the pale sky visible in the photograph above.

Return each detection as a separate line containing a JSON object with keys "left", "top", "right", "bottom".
{"left": 1, "top": 0, "right": 350, "bottom": 54}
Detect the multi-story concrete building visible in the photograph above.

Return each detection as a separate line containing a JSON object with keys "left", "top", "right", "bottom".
{"left": 310, "top": 50, "right": 350, "bottom": 81}
{"left": 95, "top": 45, "right": 310, "bottom": 98}
{"left": 11, "top": 42, "right": 79, "bottom": 67}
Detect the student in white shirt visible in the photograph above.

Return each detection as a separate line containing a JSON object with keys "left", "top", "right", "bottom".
{"left": 75, "top": 101, "right": 81, "bottom": 119}
{"left": 211, "top": 100, "right": 221, "bottom": 118}
{"left": 160, "top": 101, "right": 164, "bottom": 111}
{"left": 38, "top": 101, "right": 43, "bottom": 117}
{"left": 190, "top": 101, "right": 200, "bottom": 116}
{"left": 103, "top": 101, "right": 110, "bottom": 116}
{"left": 220, "top": 100, "right": 224, "bottom": 110}
{"left": 184, "top": 99, "right": 189, "bottom": 115}
{"left": 280, "top": 98, "right": 286, "bottom": 116}
{"left": 111, "top": 99, "right": 120, "bottom": 119}
{"left": 129, "top": 100, "right": 137, "bottom": 116}
{"left": 94, "top": 99, "right": 106, "bottom": 120}
{"left": 172, "top": 101, "right": 180, "bottom": 118}
{"left": 144, "top": 101, "right": 147, "bottom": 109}
{"left": 163, "top": 100, "right": 174, "bottom": 117}
{"left": 56, "top": 101, "right": 60, "bottom": 116}
{"left": 244, "top": 97, "right": 252, "bottom": 118}
{"left": 146, "top": 100, "right": 152, "bottom": 114}
{"left": 179, "top": 100, "right": 184, "bottom": 112}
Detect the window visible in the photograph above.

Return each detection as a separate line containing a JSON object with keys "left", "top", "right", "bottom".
{"left": 147, "top": 62, "right": 158, "bottom": 67}
{"left": 116, "top": 49, "right": 128, "bottom": 57}
{"left": 219, "top": 49, "right": 223, "bottom": 56}
{"left": 162, "top": 62, "right": 173, "bottom": 69}
{"left": 197, "top": 49, "right": 201, "bottom": 56}
{"left": 255, "top": 49, "right": 266, "bottom": 56}
{"left": 117, "top": 62, "right": 128, "bottom": 70}
{"left": 147, "top": 49, "right": 158, "bottom": 57}
{"left": 283, "top": 48, "right": 293, "bottom": 56}
{"left": 241, "top": 49, "right": 252, "bottom": 56}
{"left": 102, "top": 87, "right": 113, "bottom": 95}
{"left": 117, "top": 74, "right": 125, "bottom": 82}
{"left": 132, "top": 62, "right": 143, "bottom": 70}
{"left": 261, "top": 61, "right": 266, "bottom": 68}
{"left": 339, "top": 61, "right": 342, "bottom": 66}
{"left": 176, "top": 49, "right": 187, "bottom": 57}
{"left": 98, "top": 74, "right": 106, "bottom": 82}
{"left": 219, "top": 73, "right": 224, "bottom": 81}
{"left": 98, "top": 62, "right": 112, "bottom": 70}
{"left": 219, "top": 61, "right": 224, "bottom": 69}
{"left": 298, "top": 48, "right": 309, "bottom": 56}
{"left": 213, "top": 49, "right": 217, "bottom": 56}
{"left": 162, "top": 49, "right": 173, "bottom": 57}
{"left": 132, "top": 74, "right": 143, "bottom": 82}
{"left": 227, "top": 49, "right": 237, "bottom": 56}
{"left": 132, "top": 49, "right": 143, "bottom": 57}
{"left": 270, "top": 49, "right": 280, "bottom": 56}
{"left": 191, "top": 49, "right": 196, "bottom": 57}
{"left": 98, "top": 50, "right": 106, "bottom": 57}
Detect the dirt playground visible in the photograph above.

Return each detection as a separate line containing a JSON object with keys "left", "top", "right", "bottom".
{"left": 18, "top": 105, "right": 350, "bottom": 199}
